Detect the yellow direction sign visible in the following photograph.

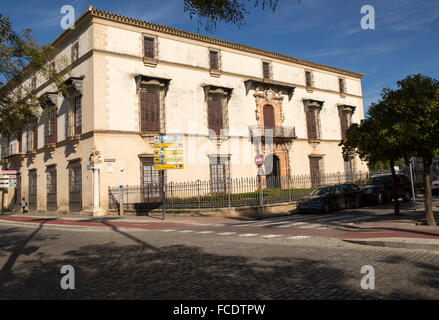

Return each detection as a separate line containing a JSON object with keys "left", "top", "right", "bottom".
{"left": 154, "top": 157, "right": 184, "bottom": 164}
{"left": 154, "top": 164, "right": 184, "bottom": 170}
{"left": 154, "top": 149, "right": 183, "bottom": 156}
{"left": 154, "top": 142, "right": 183, "bottom": 149}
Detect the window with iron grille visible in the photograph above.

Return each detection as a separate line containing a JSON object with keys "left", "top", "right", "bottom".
{"left": 28, "top": 171, "right": 37, "bottom": 196}
{"left": 209, "top": 50, "right": 219, "bottom": 70}
{"left": 69, "top": 165, "right": 82, "bottom": 193}
{"left": 339, "top": 78, "right": 346, "bottom": 93}
{"left": 33, "top": 124, "right": 38, "bottom": 150}
{"left": 44, "top": 106, "right": 57, "bottom": 145}
{"left": 31, "top": 77, "right": 36, "bottom": 91}
{"left": 210, "top": 157, "right": 229, "bottom": 194}
{"left": 71, "top": 42, "right": 79, "bottom": 63}
{"left": 142, "top": 157, "right": 162, "bottom": 199}
{"left": 305, "top": 71, "right": 313, "bottom": 87}
{"left": 262, "top": 61, "right": 271, "bottom": 79}
{"left": 46, "top": 168, "right": 57, "bottom": 194}
{"left": 140, "top": 86, "right": 161, "bottom": 133}
{"left": 143, "top": 37, "right": 155, "bottom": 58}
{"left": 74, "top": 95, "right": 82, "bottom": 134}
{"left": 25, "top": 127, "right": 33, "bottom": 152}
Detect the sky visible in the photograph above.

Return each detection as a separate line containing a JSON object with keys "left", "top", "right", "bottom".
{"left": 1, "top": 0, "right": 438, "bottom": 115}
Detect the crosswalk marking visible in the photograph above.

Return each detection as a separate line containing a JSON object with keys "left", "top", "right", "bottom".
{"left": 287, "top": 236, "right": 311, "bottom": 240}
{"left": 239, "top": 233, "right": 258, "bottom": 237}
{"left": 161, "top": 229, "right": 176, "bottom": 232}
{"left": 197, "top": 230, "right": 214, "bottom": 234}
{"left": 217, "top": 232, "right": 237, "bottom": 235}
{"left": 179, "top": 230, "right": 195, "bottom": 233}
{"left": 261, "top": 234, "right": 282, "bottom": 238}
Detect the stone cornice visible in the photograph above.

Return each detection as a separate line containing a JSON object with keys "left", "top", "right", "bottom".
{"left": 54, "top": 6, "right": 364, "bottom": 80}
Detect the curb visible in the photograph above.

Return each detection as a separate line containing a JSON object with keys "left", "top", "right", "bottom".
{"left": 342, "top": 238, "right": 439, "bottom": 250}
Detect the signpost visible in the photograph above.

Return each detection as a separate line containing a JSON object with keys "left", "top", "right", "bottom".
{"left": 255, "top": 155, "right": 264, "bottom": 217}
{"left": 153, "top": 136, "right": 184, "bottom": 220}
{"left": 0, "top": 171, "right": 17, "bottom": 215}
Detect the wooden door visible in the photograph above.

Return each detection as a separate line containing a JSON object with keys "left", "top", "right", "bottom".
{"left": 263, "top": 105, "right": 275, "bottom": 129}
{"left": 28, "top": 170, "right": 37, "bottom": 211}
{"left": 309, "top": 157, "right": 321, "bottom": 188}
{"left": 140, "top": 90, "right": 160, "bottom": 132}
{"left": 208, "top": 98, "right": 223, "bottom": 136}
{"left": 306, "top": 109, "right": 317, "bottom": 140}
{"left": 46, "top": 167, "right": 57, "bottom": 211}
{"left": 142, "top": 159, "right": 162, "bottom": 202}
{"left": 69, "top": 162, "right": 82, "bottom": 212}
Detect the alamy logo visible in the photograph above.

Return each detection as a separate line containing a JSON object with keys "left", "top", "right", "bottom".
{"left": 361, "top": 5, "right": 375, "bottom": 30}
{"left": 360, "top": 265, "right": 375, "bottom": 290}
{"left": 60, "top": 5, "right": 75, "bottom": 30}
{"left": 60, "top": 265, "right": 75, "bottom": 290}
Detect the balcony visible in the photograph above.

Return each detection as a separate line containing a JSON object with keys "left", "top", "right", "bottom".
{"left": 249, "top": 126, "right": 296, "bottom": 141}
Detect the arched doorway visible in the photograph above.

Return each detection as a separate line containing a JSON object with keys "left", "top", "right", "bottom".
{"left": 265, "top": 154, "right": 280, "bottom": 188}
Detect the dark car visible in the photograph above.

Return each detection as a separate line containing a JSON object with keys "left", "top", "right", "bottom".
{"left": 296, "top": 183, "right": 363, "bottom": 213}
{"left": 360, "top": 173, "right": 412, "bottom": 205}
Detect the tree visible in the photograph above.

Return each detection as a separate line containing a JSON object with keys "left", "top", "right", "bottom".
{"left": 184, "top": 0, "right": 279, "bottom": 32}
{"left": 340, "top": 100, "right": 411, "bottom": 215}
{"left": 388, "top": 74, "right": 439, "bottom": 226}
{"left": 0, "top": 14, "right": 66, "bottom": 138}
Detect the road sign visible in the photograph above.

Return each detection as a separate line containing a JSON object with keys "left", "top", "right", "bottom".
{"left": 154, "top": 135, "right": 183, "bottom": 143}
{"left": 154, "top": 164, "right": 184, "bottom": 170}
{"left": 154, "top": 142, "right": 183, "bottom": 149}
{"left": 154, "top": 149, "right": 183, "bottom": 156}
{"left": 255, "top": 154, "right": 264, "bottom": 166}
{"left": 0, "top": 170, "right": 17, "bottom": 175}
{"left": 154, "top": 156, "right": 184, "bottom": 164}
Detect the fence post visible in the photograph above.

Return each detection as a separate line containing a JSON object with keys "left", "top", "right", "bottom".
{"left": 197, "top": 179, "right": 201, "bottom": 209}
{"left": 288, "top": 175, "right": 292, "bottom": 202}
{"left": 227, "top": 177, "right": 231, "bottom": 207}
{"left": 170, "top": 182, "right": 174, "bottom": 209}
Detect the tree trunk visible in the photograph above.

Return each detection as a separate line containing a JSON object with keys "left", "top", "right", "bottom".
{"left": 423, "top": 157, "right": 436, "bottom": 226}
{"left": 389, "top": 159, "right": 400, "bottom": 215}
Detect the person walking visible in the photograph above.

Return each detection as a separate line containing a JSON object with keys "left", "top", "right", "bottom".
{"left": 21, "top": 197, "right": 27, "bottom": 213}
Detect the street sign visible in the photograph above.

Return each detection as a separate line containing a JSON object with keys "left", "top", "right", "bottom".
{"left": 0, "top": 172, "right": 16, "bottom": 188}
{"left": 255, "top": 154, "right": 264, "bottom": 166}
{"left": 0, "top": 170, "right": 17, "bottom": 174}
{"left": 154, "top": 156, "right": 184, "bottom": 164}
{"left": 153, "top": 135, "right": 183, "bottom": 143}
{"left": 154, "top": 164, "right": 184, "bottom": 170}
{"left": 154, "top": 149, "right": 183, "bottom": 156}
{"left": 154, "top": 142, "right": 183, "bottom": 149}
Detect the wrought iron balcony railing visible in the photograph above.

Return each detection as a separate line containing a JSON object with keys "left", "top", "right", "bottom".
{"left": 249, "top": 126, "right": 296, "bottom": 139}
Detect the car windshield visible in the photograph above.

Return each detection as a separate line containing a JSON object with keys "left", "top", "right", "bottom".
{"left": 310, "top": 187, "right": 332, "bottom": 196}
{"left": 364, "top": 176, "right": 389, "bottom": 185}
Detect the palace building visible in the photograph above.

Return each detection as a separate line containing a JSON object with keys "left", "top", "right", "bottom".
{"left": 0, "top": 6, "right": 367, "bottom": 215}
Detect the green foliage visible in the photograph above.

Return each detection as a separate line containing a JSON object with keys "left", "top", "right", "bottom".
{"left": 0, "top": 14, "right": 67, "bottom": 137}
{"left": 183, "top": 0, "right": 278, "bottom": 32}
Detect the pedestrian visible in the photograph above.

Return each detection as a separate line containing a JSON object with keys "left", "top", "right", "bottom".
{"left": 21, "top": 197, "right": 27, "bottom": 213}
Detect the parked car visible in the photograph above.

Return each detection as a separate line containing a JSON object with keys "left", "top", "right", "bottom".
{"left": 432, "top": 178, "right": 439, "bottom": 195}
{"left": 360, "top": 173, "right": 412, "bottom": 205}
{"left": 296, "top": 183, "right": 363, "bottom": 213}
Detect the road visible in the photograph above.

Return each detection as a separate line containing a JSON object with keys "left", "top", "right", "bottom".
{"left": 0, "top": 203, "right": 438, "bottom": 299}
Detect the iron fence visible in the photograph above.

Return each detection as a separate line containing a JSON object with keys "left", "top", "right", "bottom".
{"left": 108, "top": 171, "right": 385, "bottom": 212}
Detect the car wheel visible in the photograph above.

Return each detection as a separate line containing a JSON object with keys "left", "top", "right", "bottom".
{"left": 402, "top": 191, "right": 411, "bottom": 202}
{"left": 376, "top": 192, "right": 384, "bottom": 205}
{"left": 322, "top": 202, "right": 331, "bottom": 213}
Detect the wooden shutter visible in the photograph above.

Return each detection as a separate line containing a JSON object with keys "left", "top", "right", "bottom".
{"left": 33, "top": 124, "right": 38, "bottom": 151}
{"left": 51, "top": 107, "right": 57, "bottom": 143}
{"left": 144, "top": 37, "right": 155, "bottom": 58}
{"left": 263, "top": 62, "right": 270, "bottom": 79}
{"left": 140, "top": 90, "right": 160, "bottom": 132}
{"left": 340, "top": 112, "right": 348, "bottom": 141}
{"left": 74, "top": 96, "right": 82, "bottom": 134}
{"left": 263, "top": 105, "right": 275, "bottom": 128}
{"left": 339, "top": 78, "right": 345, "bottom": 93}
{"left": 306, "top": 71, "right": 312, "bottom": 87}
{"left": 306, "top": 109, "right": 317, "bottom": 140}
{"left": 209, "top": 50, "right": 219, "bottom": 69}
{"left": 208, "top": 98, "right": 223, "bottom": 135}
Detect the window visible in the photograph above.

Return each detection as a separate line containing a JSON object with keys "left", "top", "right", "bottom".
{"left": 44, "top": 106, "right": 57, "bottom": 145}
{"left": 210, "top": 157, "right": 229, "bottom": 194}
{"left": 309, "top": 157, "right": 322, "bottom": 188}
{"left": 305, "top": 71, "right": 313, "bottom": 87}
{"left": 28, "top": 170, "right": 37, "bottom": 211}
{"left": 305, "top": 108, "right": 319, "bottom": 140}
{"left": 262, "top": 61, "right": 271, "bottom": 79}
{"left": 69, "top": 165, "right": 82, "bottom": 193}
{"left": 143, "top": 37, "right": 155, "bottom": 59}
{"left": 339, "top": 78, "right": 346, "bottom": 94}
{"left": 50, "top": 61, "right": 56, "bottom": 71}
{"left": 68, "top": 161, "right": 82, "bottom": 212}
{"left": 209, "top": 50, "right": 219, "bottom": 70}
{"left": 142, "top": 158, "right": 162, "bottom": 200}
{"left": 71, "top": 42, "right": 79, "bottom": 63}
{"left": 340, "top": 111, "right": 349, "bottom": 141}
{"left": 46, "top": 167, "right": 57, "bottom": 211}
{"left": 74, "top": 95, "right": 82, "bottom": 135}
{"left": 140, "top": 87, "right": 160, "bottom": 132}
{"left": 207, "top": 95, "right": 224, "bottom": 136}
{"left": 31, "top": 77, "right": 37, "bottom": 91}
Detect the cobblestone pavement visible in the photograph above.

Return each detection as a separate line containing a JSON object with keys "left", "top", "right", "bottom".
{"left": 0, "top": 223, "right": 438, "bottom": 299}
